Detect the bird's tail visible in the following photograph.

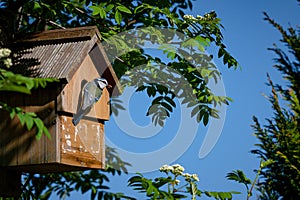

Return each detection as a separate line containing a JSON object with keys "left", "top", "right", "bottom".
{"left": 72, "top": 110, "right": 85, "bottom": 126}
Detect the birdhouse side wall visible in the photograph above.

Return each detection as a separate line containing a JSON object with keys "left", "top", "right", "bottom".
{"left": 0, "top": 100, "right": 59, "bottom": 169}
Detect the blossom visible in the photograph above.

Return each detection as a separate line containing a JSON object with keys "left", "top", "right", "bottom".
{"left": 174, "top": 179, "right": 180, "bottom": 185}
{"left": 171, "top": 164, "right": 185, "bottom": 176}
{"left": 159, "top": 164, "right": 185, "bottom": 176}
{"left": 192, "top": 174, "right": 199, "bottom": 182}
{"left": 183, "top": 173, "right": 192, "bottom": 181}
{"left": 159, "top": 164, "right": 173, "bottom": 173}
{"left": 0, "top": 48, "right": 11, "bottom": 58}
{"left": 183, "top": 173, "right": 199, "bottom": 182}
{"left": 183, "top": 14, "right": 196, "bottom": 21}
{"left": 3, "top": 58, "right": 12, "bottom": 68}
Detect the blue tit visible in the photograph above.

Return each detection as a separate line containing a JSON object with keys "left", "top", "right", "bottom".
{"left": 72, "top": 78, "right": 108, "bottom": 126}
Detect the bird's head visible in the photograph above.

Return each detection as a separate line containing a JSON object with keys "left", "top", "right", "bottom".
{"left": 95, "top": 78, "right": 108, "bottom": 89}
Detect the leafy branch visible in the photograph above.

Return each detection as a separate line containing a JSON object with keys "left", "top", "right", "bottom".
{"left": 226, "top": 160, "right": 274, "bottom": 200}
{"left": 129, "top": 164, "right": 240, "bottom": 200}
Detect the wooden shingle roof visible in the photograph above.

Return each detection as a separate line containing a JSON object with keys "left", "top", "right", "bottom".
{"left": 16, "top": 26, "right": 117, "bottom": 84}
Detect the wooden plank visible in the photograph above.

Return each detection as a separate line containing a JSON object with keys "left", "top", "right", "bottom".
{"left": 18, "top": 102, "right": 58, "bottom": 165}
{"left": 0, "top": 101, "right": 57, "bottom": 168}
{"left": 60, "top": 55, "right": 110, "bottom": 120}
{"left": 0, "top": 110, "right": 20, "bottom": 166}
{"left": 60, "top": 116, "right": 105, "bottom": 169}
{"left": 96, "top": 88, "right": 110, "bottom": 121}
{"left": 0, "top": 85, "right": 59, "bottom": 107}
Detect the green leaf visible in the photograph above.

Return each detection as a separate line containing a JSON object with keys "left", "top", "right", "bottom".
{"left": 156, "top": 84, "right": 168, "bottom": 95}
{"left": 191, "top": 106, "right": 200, "bottom": 118}
{"left": 0, "top": 85, "right": 31, "bottom": 94}
{"left": 260, "top": 159, "right": 275, "bottom": 168}
{"left": 90, "top": 186, "right": 97, "bottom": 200}
{"left": 25, "top": 116, "right": 34, "bottom": 130}
{"left": 218, "top": 48, "right": 225, "bottom": 58}
{"left": 152, "top": 96, "right": 164, "bottom": 104}
{"left": 33, "top": 118, "right": 50, "bottom": 140}
{"left": 147, "top": 86, "right": 156, "bottom": 97}
{"left": 161, "top": 102, "right": 173, "bottom": 112}
{"left": 134, "top": 4, "right": 152, "bottom": 14}
{"left": 226, "top": 170, "right": 251, "bottom": 185}
{"left": 33, "top": 1, "right": 42, "bottom": 11}
{"left": 166, "top": 51, "right": 176, "bottom": 59}
{"left": 99, "top": 7, "right": 107, "bottom": 19}
{"left": 115, "top": 10, "right": 122, "bottom": 24}
{"left": 136, "top": 85, "right": 147, "bottom": 92}
{"left": 35, "top": 118, "right": 44, "bottom": 140}
{"left": 17, "top": 112, "right": 26, "bottom": 126}
{"left": 105, "top": 4, "right": 114, "bottom": 12}
{"left": 203, "top": 112, "right": 209, "bottom": 126}
{"left": 90, "top": 6, "right": 100, "bottom": 15}
{"left": 43, "top": 126, "right": 51, "bottom": 139}
{"left": 164, "top": 96, "right": 176, "bottom": 107}
{"left": 219, "top": 192, "right": 232, "bottom": 199}
{"left": 39, "top": 190, "right": 52, "bottom": 199}
{"left": 9, "top": 109, "right": 16, "bottom": 119}
{"left": 117, "top": 5, "right": 132, "bottom": 14}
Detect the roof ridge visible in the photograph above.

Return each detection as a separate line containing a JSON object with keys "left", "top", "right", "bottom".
{"left": 22, "top": 26, "right": 101, "bottom": 42}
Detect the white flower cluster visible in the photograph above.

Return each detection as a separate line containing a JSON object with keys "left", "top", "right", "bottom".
{"left": 183, "top": 14, "right": 204, "bottom": 21}
{"left": 183, "top": 173, "right": 199, "bottom": 182}
{"left": 0, "top": 48, "right": 12, "bottom": 68}
{"left": 0, "top": 48, "right": 11, "bottom": 58}
{"left": 183, "top": 14, "right": 196, "bottom": 21}
{"left": 160, "top": 164, "right": 185, "bottom": 176}
{"left": 160, "top": 164, "right": 200, "bottom": 182}
{"left": 183, "top": 15, "right": 197, "bottom": 21}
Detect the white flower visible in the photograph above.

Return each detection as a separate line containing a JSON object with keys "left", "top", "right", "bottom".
{"left": 3, "top": 58, "right": 12, "bottom": 68}
{"left": 174, "top": 179, "right": 180, "bottom": 185}
{"left": 159, "top": 164, "right": 173, "bottom": 173}
{"left": 192, "top": 174, "right": 199, "bottom": 182}
{"left": 183, "top": 14, "right": 196, "bottom": 21}
{"left": 172, "top": 164, "right": 185, "bottom": 176}
{"left": 183, "top": 173, "right": 192, "bottom": 180}
{"left": 183, "top": 173, "right": 199, "bottom": 182}
{"left": 0, "top": 48, "right": 11, "bottom": 58}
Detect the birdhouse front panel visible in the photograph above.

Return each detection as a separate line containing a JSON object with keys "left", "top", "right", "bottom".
{"left": 59, "top": 116, "right": 105, "bottom": 169}
{"left": 59, "top": 54, "right": 110, "bottom": 121}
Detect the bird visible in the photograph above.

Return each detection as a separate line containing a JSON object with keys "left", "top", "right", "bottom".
{"left": 72, "top": 77, "right": 109, "bottom": 126}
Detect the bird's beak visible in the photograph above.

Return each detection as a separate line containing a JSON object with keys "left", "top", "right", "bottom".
{"left": 107, "top": 85, "right": 112, "bottom": 89}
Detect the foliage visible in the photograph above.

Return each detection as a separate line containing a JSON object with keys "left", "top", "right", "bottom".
{"left": 18, "top": 146, "right": 132, "bottom": 200}
{"left": 0, "top": 0, "right": 238, "bottom": 127}
{"left": 250, "top": 12, "right": 300, "bottom": 199}
{"left": 20, "top": 170, "right": 133, "bottom": 200}
{"left": 0, "top": 0, "right": 240, "bottom": 199}
{"left": 226, "top": 160, "right": 274, "bottom": 200}
{"left": 128, "top": 164, "right": 240, "bottom": 200}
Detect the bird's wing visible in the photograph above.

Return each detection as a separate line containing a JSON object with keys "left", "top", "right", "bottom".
{"left": 81, "top": 81, "right": 102, "bottom": 110}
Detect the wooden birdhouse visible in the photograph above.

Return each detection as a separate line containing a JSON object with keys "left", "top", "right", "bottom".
{"left": 0, "top": 26, "right": 120, "bottom": 175}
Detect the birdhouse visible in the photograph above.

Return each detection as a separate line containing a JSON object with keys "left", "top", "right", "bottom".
{"left": 0, "top": 26, "right": 120, "bottom": 174}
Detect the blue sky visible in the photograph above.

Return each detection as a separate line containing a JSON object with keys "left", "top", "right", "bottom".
{"left": 69, "top": 1, "right": 300, "bottom": 199}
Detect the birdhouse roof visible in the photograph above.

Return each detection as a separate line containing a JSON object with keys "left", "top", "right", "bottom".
{"left": 14, "top": 26, "right": 120, "bottom": 95}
